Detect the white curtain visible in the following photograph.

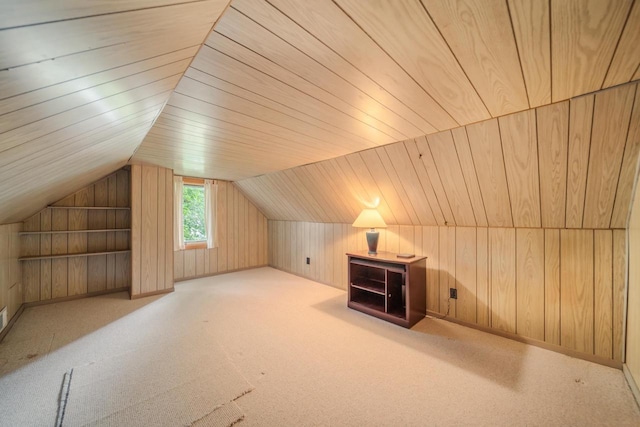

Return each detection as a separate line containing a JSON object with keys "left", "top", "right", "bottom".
{"left": 174, "top": 176, "right": 185, "bottom": 250}
{"left": 204, "top": 179, "right": 218, "bottom": 249}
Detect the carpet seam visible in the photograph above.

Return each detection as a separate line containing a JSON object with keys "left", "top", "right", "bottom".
{"left": 189, "top": 396, "right": 249, "bottom": 427}
{"left": 56, "top": 368, "right": 73, "bottom": 427}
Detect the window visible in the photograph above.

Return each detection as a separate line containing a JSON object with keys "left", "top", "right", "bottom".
{"left": 174, "top": 176, "right": 217, "bottom": 251}
{"left": 183, "top": 183, "right": 206, "bottom": 244}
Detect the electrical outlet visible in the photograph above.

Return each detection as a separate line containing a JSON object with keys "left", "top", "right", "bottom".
{"left": 449, "top": 288, "right": 457, "bottom": 299}
{"left": 306, "top": 257, "right": 310, "bottom": 265}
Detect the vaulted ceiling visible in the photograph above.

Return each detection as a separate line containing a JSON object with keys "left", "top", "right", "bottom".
{"left": 133, "top": 0, "right": 640, "bottom": 181}
{"left": 237, "top": 82, "right": 640, "bottom": 228}
{"left": 1, "top": 0, "right": 640, "bottom": 225}
{"left": 0, "top": 0, "right": 229, "bottom": 223}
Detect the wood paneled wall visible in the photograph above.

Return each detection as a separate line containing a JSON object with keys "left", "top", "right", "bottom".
{"left": 0, "top": 0, "right": 230, "bottom": 225}
{"left": 0, "top": 223, "right": 22, "bottom": 325}
{"left": 269, "top": 221, "right": 626, "bottom": 363}
{"left": 238, "top": 83, "right": 640, "bottom": 229}
{"left": 174, "top": 181, "right": 268, "bottom": 281}
{"left": 626, "top": 166, "right": 640, "bottom": 389}
{"left": 130, "top": 164, "right": 173, "bottom": 298}
{"left": 21, "top": 170, "right": 130, "bottom": 303}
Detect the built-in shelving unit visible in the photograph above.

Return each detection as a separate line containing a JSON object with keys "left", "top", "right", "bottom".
{"left": 19, "top": 229, "right": 130, "bottom": 235}
{"left": 20, "top": 168, "right": 131, "bottom": 303}
{"left": 47, "top": 206, "right": 130, "bottom": 210}
{"left": 347, "top": 251, "right": 426, "bottom": 328}
{"left": 19, "top": 250, "right": 131, "bottom": 261}
{"left": 19, "top": 205, "right": 131, "bottom": 262}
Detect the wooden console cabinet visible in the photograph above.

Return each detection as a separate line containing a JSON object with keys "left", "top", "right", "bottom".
{"left": 347, "top": 251, "right": 427, "bottom": 328}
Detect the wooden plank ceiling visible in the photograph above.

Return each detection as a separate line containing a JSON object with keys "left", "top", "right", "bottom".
{"left": 0, "top": 0, "right": 229, "bottom": 224}
{"left": 134, "top": 0, "right": 640, "bottom": 182}
{"left": 1, "top": 0, "right": 640, "bottom": 226}
{"left": 237, "top": 82, "right": 640, "bottom": 228}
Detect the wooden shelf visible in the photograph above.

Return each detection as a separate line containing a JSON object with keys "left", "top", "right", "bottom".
{"left": 47, "top": 206, "right": 130, "bottom": 210}
{"left": 20, "top": 229, "right": 131, "bottom": 235}
{"left": 351, "top": 281, "right": 386, "bottom": 295}
{"left": 20, "top": 250, "right": 131, "bottom": 261}
{"left": 349, "top": 257, "right": 406, "bottom": 274}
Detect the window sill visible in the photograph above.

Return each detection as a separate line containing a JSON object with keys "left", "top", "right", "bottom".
{"left": 184, "top": 242, "right": 207, "bottom": 250}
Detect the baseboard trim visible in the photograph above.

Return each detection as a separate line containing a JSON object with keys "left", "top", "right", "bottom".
{"left": 174, "top": 265, "right": 269, "bottom": 282}
{"left": 0, "top": 304, "right": 25, "bottom": 343}
{"left": 426, "top": 310, "right": 622, "bottom": 370}
{"left": 130, "top": 287, "right": 174, "bottom": 300}
{"left": 24, "top": 287, "right": 130, "bottom": 308}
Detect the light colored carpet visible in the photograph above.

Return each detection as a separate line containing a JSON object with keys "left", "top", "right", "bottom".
{"left": 0, "top": 267, "right": 639, "bottom": 426}
{"left": 192, "top": 401, "right": 244, "bottom": 427}
{"left": 59, "top": 336, "right": 252, "bottom": 426}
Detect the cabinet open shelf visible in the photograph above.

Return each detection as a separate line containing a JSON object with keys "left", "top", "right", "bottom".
{"left": 19, "top": 250, "right": 130, "bottom": 261}
{"left": 347, "top": 251, "right": 426, "bottom": 328}
{"left": 349, "top": 258, "right": 405, "bottom": 273}
{"left": 351, "top": 281, "right": 386, "bottom": 295}
{"left": 19, "top": 229, "right": 131, "bottom": 235}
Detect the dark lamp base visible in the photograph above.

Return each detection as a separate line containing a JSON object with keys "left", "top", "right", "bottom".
{"left": 366, "top": 230, "right": 380, "bottom": 255}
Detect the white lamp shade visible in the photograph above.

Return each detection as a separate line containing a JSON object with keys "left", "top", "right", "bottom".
{"left": 352, "top": 208, "right": 387, "bottom": 229}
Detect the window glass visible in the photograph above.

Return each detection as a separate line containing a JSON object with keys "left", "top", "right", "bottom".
{"left": 183, "top": 184, "right": 207, "bottom": 242}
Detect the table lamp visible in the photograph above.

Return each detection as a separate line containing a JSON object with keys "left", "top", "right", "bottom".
{"left": 352, "top": 208, "right": 387, "bottom": 255}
